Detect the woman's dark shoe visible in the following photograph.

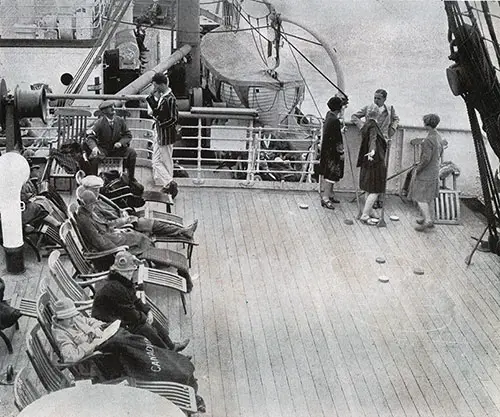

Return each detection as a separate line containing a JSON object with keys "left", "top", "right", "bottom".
{"left": 329, "top": 196, "right": 340, "bottom": 203}
{"left": 196, "top": 395, "right": 207, "bottom": 413}
{"left": 321, "top": 199, "right": 335, "bottom": 210}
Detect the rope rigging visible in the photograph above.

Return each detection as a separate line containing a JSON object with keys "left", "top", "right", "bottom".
{"left": 236, "top": 7, "right": 346, "bottom": 98}
{"left": 445, "top": 1, "right": 500, "bottom": 252}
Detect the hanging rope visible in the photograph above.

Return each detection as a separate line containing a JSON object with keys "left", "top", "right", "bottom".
{"left": 286, "top": 36, "right": 322, "bottom": 118}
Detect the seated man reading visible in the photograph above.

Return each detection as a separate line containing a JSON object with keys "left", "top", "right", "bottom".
{"left": 78, "top": 175, "right": 197, "bottom": 239}
{"left": 51, "top": 297, "right": 206, "bottom": 412}
{"left": 85, "top": 101, "right": 137, "bottom": 182}
{"left": 91, "top": 250, "right": 189, "bottom": 352}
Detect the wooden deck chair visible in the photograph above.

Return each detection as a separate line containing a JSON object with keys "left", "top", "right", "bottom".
{"left": 410, "top": 137, "right": 460, "bottom": 224}
{"left": 45, "top": 108, "right": 92, "bottom": 192}
{"left": 75, "top": 170, "right": 178, "bottom": 220}
{"left": 36, "top": 292, "right": 195, "bottom": 413}
{"left": 35, "top": 290, "right": 111, "bottom": 381}
{"left": 67, "top": 200, "right": 191, "bottom": 280}
{"left": 129, "top": 379, "right": 198, "bottom": 414}
{"left": 25, "top": 323, "right": 74, "bottom": 392}
{"left": 48, "top": 250, "right": 104, "bottom": 302}
{"left": 97, "top": 157, "right": 125, "bottom": 176}
{"left": 59, "top": 220, "right": 188, "bottom": 314}
{"left": 47, "top": 250, "right": 171, "bottom": 335}
{"left": 74, "top": 185, "right": 197, "bottom": 266}
{"left": 14, "top": 366, "right": 43, "bottom": 411}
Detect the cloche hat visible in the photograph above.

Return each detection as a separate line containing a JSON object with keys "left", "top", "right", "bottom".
{"left": 111, "top": 251, "right": 141, "bottom": 280}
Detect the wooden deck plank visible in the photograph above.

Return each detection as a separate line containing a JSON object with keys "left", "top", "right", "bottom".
{"left": 269, "top": 192, "right": 346, "bottom": 417}
{"left": 298, "top": 193, "right": 386, "bottom": 417}
{"left": 4, "top": 182, "right": 500, "bottom": 417}
{"left": 388, "top": 198, "right": 492, "bottom": 416}
{"left": 394, "top": 198, "right": 500, "bottom": 414}
{"left": 233, "top": 190, "right": 301, "bottom": 417}
{"left": 316, "top": 197, "right": 422, "bottom": 417}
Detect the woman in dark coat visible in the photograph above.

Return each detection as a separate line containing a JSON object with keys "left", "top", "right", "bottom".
{"left": 409, "top": 113, "right": 443, "bottom": 231}
{"left": 318, "top": 96, "right": 345, "bottom": 209}
{"left": 91, "top": 250, "right": 189, "bottom": 352}
{"left": 356, "top": 105, "right": 387, "bottom": 224}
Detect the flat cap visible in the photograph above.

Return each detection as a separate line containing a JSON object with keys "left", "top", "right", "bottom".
{"left": 98, "top": 100, "right": 114, "bottom": 110}
{"left": 81, "top": 175, "right": 104, "bottom": 188}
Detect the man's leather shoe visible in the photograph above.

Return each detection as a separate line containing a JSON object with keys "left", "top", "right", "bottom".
{"left": 173, "top": 338, "right": 190, "bottom": 352}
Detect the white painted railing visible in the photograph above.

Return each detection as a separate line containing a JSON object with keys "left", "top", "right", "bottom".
{"left": 0, "top": 0, "right": 112, "bottom": 40}
{"left": 18, "top": 105, "right": 477, "bottom": 195}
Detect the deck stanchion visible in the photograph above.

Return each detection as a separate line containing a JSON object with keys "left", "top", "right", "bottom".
{"left": 193, "top": 117, "right": 203, "bottom": 184}
{"left": 246, "top": 122, "right": 257, "bottom": 182}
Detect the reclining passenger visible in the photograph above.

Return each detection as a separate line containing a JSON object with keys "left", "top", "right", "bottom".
{"left": 76, "top": 189, "right": 153, "bottom": 257}
{"left": 51, "top": 297, "right": 206, "bottom": 412}
{"left": 75, "top": 189, "right": 193, "bottom": 290}
{"left": 21, "top": 179, "right": 63, "bottom": 231}
{"left": 91, "top": 250, "right": 189, "bottom": 352}
{"left": 78, "top": 175, "right": 197, "bottom": 239}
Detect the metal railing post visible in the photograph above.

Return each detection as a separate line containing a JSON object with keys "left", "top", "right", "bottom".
{"left": 193, "top": 116, "right": 204, "bottom": 184}
{"left": 246, "top": 121, "right": 256, "bottom": 181}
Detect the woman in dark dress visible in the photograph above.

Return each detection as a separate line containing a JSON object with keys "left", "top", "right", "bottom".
{"left": 318, "top": 96, "right": 345, "bottom": 209}
{"left": 356, "top": 105, "right": 387, "bottom": 224}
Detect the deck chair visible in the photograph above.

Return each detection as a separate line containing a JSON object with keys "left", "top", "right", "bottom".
{"left": 97, "top": 157, "right": 125, "bottom": 176}
{"left": 129, "top": 379, "right": 198, "bottom": 414}
{"left": 48, "top": 250, "right": 104, "bottom": 302}
{"left": 45, "top": 108, "right": 92, "bottom": 192}
{"left": 74, "top": 185, "right": 197, "bottom": 266}
{"left": 47, "top": 249, "right": 171, "bottom": 333}
{"left": 14, "top": 366, "right": 43, "bottom": 411}
{"left": 59, "top": 220, "right": 188, "bottom": 314}
{"left": 410, "top": 137, "right": 460, "bottom": 224}
{"left": 67, "top": 202, "right": 192, "bottom": 289}
{"left": 35, "top": 292, "right": 195, "bottom": 413}
{"left": 36, "top": 290, "right": 113, "bottom": 381}
{"left": 25, "top": 323, "right": 74, "bottom": 392}
{"left": 75, "top": 170, "right": 177, "bottom": 218}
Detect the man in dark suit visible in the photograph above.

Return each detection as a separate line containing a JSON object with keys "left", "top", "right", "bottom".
{"left": 86, "top": 101, "right": 137, "bottom": 180}
{"left": 147, "top": 72, "right": 179, "bottom": 197}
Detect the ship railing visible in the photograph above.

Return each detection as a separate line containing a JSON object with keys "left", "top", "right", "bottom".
{"left": 170, "top": 108, "right": 322, "bottom": 186}
{"left": 1, "top": 0, "right": 112, "bottom": 40}
{"left": 23, "top": 106, "right": 321, "bottom": 188}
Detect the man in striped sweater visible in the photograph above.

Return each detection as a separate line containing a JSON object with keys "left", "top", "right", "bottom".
{"left": 147, "top": 72, "right": 179, "bottom": 198}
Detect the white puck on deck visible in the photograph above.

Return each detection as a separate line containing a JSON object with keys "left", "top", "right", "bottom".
{"left": 378, "top": 276, "right": 390, "bottom": 283}
{"left": 389, "top": 215, "right": 400, "bottom": 221}
{"left": 344, "top": 219, "right": 354, "bottom": 225}
{"left": 299, "top": 203, "right": 309, "bottom": 209}
{"left": 375, "top": 257, "right": 386, "bottom": 264}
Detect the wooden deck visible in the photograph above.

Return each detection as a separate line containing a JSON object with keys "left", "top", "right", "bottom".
{"left": 0, "top": 179, "right": 500, "bottom": 417}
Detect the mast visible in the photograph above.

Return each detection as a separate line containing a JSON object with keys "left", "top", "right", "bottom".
{"left": 177, "top": 0, "right": 201, "bottom": 90}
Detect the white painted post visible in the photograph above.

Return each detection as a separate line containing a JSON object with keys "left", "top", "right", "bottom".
{"left": 0, "top": 152, "right": 30, "bottom": 273}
